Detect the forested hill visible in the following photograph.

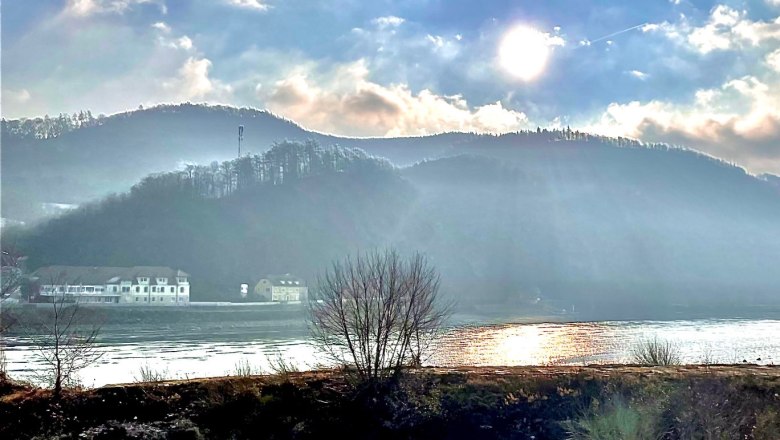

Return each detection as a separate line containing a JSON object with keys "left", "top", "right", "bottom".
{"left": 9, "top": 141, "right": 780, "bottom": 316}
{"left": 11, "top": 143, "right": 413, "bottom": 299}
{"left": 3, "top": 103, "right": 674, "bottom": 223}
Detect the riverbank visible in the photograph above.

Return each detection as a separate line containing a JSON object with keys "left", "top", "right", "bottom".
{"left": 7, "top": 301, "right": 780, "bottom": 329}
{"left": 2, "top": 365, "right": 779, "bottom": 439}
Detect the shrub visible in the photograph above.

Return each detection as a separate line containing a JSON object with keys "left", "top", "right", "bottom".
{"left": 563, "top": 395, "right": 664, "bottom": 440}
{"left": 135, "top": 364, "right": 170, "bottom": 383}
{"left": 231, "top": 359, "right": 258, "bottom": 377}
{"left": 630, "top": 337, "right": 681, "bottom": 366}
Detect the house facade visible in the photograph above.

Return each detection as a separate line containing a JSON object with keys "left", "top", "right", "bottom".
{"left": 30, "top": 266, "right": 190, "bottom": 305}
{"left": 253, "top": 274, "right": 307, "bottom": 302}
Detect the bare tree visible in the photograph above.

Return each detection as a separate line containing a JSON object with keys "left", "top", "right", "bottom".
{"left": 310, "top": 249, "right": 450, "bottom": 382}
{"left": 30, "top": 278, "right": 103, "bottom": 397}
{"left": 1, "top": 253, "right": 23, "bottom": 301}
{"left": 1, "top": 245, "right": 25, "bottom": 375}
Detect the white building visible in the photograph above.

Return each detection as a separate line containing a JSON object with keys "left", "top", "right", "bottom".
{"left": 253, "top": 274, "right": 307, "bottom": 302}
{"left": 30, "top": 265, "right": 190, "bottom": 305}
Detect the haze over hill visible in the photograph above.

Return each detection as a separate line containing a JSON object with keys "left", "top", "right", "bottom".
{"left": 1, "top": 104, "right": 470, "bottom": 222}
{"left": 6, "top": 127, "right": 780, "bottom": 317}
{"left": 9, "top": 103, "right": 777, "bottom": 225}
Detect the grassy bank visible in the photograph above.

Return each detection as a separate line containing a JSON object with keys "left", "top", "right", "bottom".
{"left": 2, "top": 365, "right": 779, "bottom": 439}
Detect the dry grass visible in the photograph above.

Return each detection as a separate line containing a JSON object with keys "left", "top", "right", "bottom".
{"left": 630, "top": 337, "right": 681, "bottom": 366}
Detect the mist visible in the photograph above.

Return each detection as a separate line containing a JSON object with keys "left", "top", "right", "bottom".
{"left": 4, "top": 104, "right": 780, "bottom": 320}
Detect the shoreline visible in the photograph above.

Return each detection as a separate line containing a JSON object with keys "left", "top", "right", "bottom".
{"left": 8, "top": 300, "right": 780, "bottom": 324}
{"left": 3, "top": 365, "right": 779, "bottom": 439}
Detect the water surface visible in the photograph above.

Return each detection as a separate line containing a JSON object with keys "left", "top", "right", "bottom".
{"left": 4, "top": 316, "right": 778, "bottom": 387}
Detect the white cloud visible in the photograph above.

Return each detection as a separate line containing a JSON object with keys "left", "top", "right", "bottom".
{"left": 767, "top": 49, "right": 780, "bottom": 72}
{"left": 427, "top": 34, "right": 445, "bottom": 48}
{"left": 260, "top": 60, "right": 528, "bottom": 137}
{"left": 372, "top": 16, "right": 405, "bottom": 28}
{"left": 546, "top": 34, "right": 566, "bottom": 47}
{"left": 586, "top": 75, "right": 780, "bottom": 173}
{"left": 151, "top": 21, "right": 171, "bottom": 33}
{"left": 65, "top": 0, "right": 163, "bottom": 16}
{"left": 628, "top": 70, "right": 649, "bottom": 80}
{"left": 151, "top": 22, "right": 193, "bottom": 51}
{"left": 644, "top": 5, "right": 780, "bottom": 54}
{"left": 3, "top": 89, "right": 32, "bottom": 105}
{"left": 164, "top": 57, "right": 233, "bottom": 101}
{"left": 225, "top": 0, "right": 269, "bottom": 11}
{"left": 174, "top": 36, "right": 193, "bottom": 50}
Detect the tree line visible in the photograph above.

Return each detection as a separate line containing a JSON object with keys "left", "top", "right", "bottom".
{"left": 130, "top": 141, "right": 394, "bottom": 200}
{"left": 1, "top": 110, "right": 104, "bottom": 140}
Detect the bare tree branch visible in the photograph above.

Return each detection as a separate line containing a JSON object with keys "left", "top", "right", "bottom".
{"left": 27, "top": 273, "right": 104, "bottom": 398}
{"left": 309, "top": 249, "right": 451, "bottom": 382}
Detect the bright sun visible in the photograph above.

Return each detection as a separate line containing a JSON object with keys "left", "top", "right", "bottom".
{"left": 499, "top": 25, "right": 551, "bottom": 81}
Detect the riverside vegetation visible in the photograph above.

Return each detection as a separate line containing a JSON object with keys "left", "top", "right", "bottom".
{"left": 1, "top": 365, "right": 779, "bottom": 439}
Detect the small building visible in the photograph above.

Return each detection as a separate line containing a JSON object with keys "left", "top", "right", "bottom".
{"left": 253, "top": 274, "right": 307, "bottom": 302}
{"left": 30, "top": 265, "right": 190, "bottom": 305}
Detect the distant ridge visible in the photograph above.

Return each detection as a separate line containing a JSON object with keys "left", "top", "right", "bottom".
{"left": 0, "top": 103, "right": 768, "bottom": 223}
{"left": 9, "top": 140, "right": 780, "bottom": 314}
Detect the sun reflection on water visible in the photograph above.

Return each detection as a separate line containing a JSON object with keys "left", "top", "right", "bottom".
{"left": 432, "top": 322, "right": 625, "bottom": 366}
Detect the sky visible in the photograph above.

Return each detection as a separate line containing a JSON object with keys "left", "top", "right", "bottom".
{"left": 2, "top": 0, "right": 780, "bottom": 174}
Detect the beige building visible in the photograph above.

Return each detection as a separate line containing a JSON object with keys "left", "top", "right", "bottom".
{"left": 253, "top": 274, "right": 307, "bottom": 302}
{"left": 31, "top": 265, "right": 190, "bottom": 305}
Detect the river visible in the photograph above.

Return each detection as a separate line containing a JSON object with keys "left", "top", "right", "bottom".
{"left": 3, "top": 314, "right": 779, "bottom": 387}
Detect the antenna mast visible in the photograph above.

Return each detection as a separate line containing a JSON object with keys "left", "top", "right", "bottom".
{"left": 238, "top": 125, "right": 244, "bottom": 158}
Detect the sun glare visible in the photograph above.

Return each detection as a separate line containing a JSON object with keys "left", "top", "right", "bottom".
{"left": 499, "top": 25, "right": 551, "bottom": 81}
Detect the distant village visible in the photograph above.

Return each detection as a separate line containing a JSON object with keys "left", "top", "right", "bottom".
{"left": 2, "top": 264, "right": 308, "bottom": 306}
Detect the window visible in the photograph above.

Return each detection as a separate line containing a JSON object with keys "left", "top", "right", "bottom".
{"left": 170, "top": 286, "right": 174, "bottom": 293}
{"left": 135, "top": 297, "right": 139, "bottom": 302}
{"left": 159, "top": 297, "right": 163, "bottom": 302}
{"left": 152, "top": 297, "right": 155, "bottom": 302}
{"left": 122, "top": 286, "right": 130, "bottom": 293}
{"left": 144, "top": 297, "right": 147, "bottom": 302}
{"left": 151, "top": 286, "right": 156, "bottom": 293}
{"left": 179, "top": 286, "right": 184, "bottom": 293}
{"left": 157, "top": 278, "right": 167, "bottom": 284}
{"left": 144, "top": 287, "right": 148, "bottom": 293}
{"left": 86, "top": 287, "right": 94, "bottom": 293}
{"left": 135, "top": 286, "right": 140, "bottom": 293}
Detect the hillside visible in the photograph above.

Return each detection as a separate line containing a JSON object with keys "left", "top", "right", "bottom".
{"left": 1, "top": 104, "right": 459, "bottom": 222}
{"left": 400, "top": 150, "right": 780, "bottom": 313}
{"left": 9, "top": 143, "right": 413, "bottom": 299}
{"left": 8, "top": 139, "right": 780, "bottom": 314}
{"left": 2, "top": 103, "right": 680, "bottom": 224}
